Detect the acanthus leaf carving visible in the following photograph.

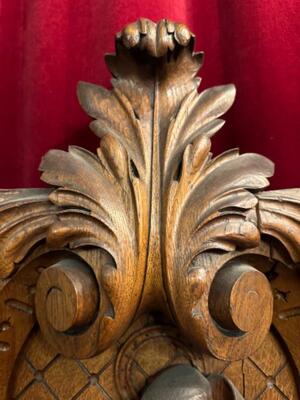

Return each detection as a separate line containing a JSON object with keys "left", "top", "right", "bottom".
{"left": 0, "top": 189, "right": 56, "bottom": 279}
{"left": 38, "top": 142, "right": 144, "bottom": 353}
{"left": 0, "top": 20, "right": 300, "bottom": 398}
{"left": 257, "top": 189, "right": 300, "bottom": 263}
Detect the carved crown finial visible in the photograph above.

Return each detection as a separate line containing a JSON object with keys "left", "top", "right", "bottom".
{"left": 118, "top": 18, "right": 194, "bottom": 57}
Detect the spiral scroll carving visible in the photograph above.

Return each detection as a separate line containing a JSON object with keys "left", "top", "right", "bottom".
{"left": 173, "top": 253, "right": 274, "bottom": 361}
{"left": 209, "top": 262, "right": 273, "bottom": 334}
{"left": 36, "top": 258, "right": 99, "bottom": 331}
{"left": 1, "top": 17, "right": 300, "bottom": 399}
{"left": 35, "top": 257, "right": 102, "bottom": 358}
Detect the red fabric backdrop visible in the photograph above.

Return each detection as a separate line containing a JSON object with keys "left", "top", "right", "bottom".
{"left": 0, "top": 0, "right": 299, "bottom": 189}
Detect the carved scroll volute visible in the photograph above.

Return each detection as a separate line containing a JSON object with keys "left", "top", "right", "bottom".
{"left": 110, "top": 20, "right": 300, "bottom": 361}
{"left": 0, "top": 20, "right": 204, "bottom": 362}
{"left": 1, "top": 20, "right": 300, "bottom": 389}
{"left": 111, "top": 20, "right": 275, "bottom": 359}
{"left": 34, "top": 258, "right": 101, "bottom": 357}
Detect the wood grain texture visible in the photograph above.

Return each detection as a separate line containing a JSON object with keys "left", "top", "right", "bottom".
{"left": 208, "top": 262, "right": 273, "bottom": 333}
{"left": 0, "top": 17, "right": 300, "bottom": 399}
{"left": 10, "top": 316, "right": 299, "bottom": 399}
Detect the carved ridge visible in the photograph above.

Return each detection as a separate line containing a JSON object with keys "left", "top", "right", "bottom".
{"left": 0, "top": 17, "right": 300, "bottom": 399}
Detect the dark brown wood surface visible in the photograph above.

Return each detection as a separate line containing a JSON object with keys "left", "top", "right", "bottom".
{"left": 0, "top": 18, "right": 299, "bottom": 399}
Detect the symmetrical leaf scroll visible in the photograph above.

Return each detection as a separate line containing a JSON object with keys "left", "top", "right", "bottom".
{"left": 1, "top": 17, "right": 300, "bottom": 400}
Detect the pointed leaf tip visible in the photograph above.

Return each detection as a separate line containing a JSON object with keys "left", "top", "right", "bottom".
{"left": 77, "top": 81, "right": 89, "bottom": 106}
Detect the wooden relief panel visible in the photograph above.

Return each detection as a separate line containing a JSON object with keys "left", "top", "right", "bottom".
{"left": 0, "top": 18, "right": 299, "bottom": 399}
{"left": 11, "top": 315, "right": 299, "bottom": 399}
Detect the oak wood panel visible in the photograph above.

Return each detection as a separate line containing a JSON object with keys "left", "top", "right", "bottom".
{"left": 0, "top": 18, "right": 299, "bottom": 399}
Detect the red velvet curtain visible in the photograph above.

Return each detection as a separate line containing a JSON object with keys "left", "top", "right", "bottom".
{"left": 0, "top": 0, "right": 299, "bottom": 188}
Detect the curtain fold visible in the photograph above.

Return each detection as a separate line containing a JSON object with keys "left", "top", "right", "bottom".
{"left": 0, "top": 0, "right": 299, "bottom": 188}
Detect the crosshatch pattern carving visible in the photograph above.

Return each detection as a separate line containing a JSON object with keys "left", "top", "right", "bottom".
{"left": 11, "top": 317, "right": 298, "bottom": 399}
{"left": 1, "top": 18, "right": 300, "bottom": 399}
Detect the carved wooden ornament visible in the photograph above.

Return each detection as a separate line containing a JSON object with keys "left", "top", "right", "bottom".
{"left": 0, "top": 19, "right": 300, "bottom": 399}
